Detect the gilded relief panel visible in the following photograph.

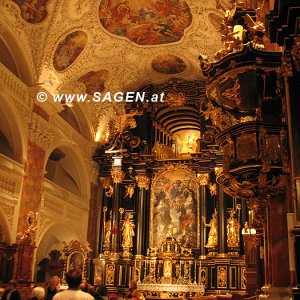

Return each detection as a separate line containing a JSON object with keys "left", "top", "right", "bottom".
{"left": 150, "top": 164, "right": 199, "bottom": 248}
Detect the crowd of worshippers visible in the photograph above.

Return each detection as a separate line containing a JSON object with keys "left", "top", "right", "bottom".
{"left": 1, "top": 269, "right": 108, "bottom": 300}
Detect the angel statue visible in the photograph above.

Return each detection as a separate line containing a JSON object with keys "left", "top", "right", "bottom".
{"left": 202, "top": 209, "right": 218, "bottom": 248}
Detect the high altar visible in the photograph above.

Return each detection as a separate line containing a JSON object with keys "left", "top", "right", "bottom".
{"left": 93, "top": 163, "right": 247, "bottom": 295}
{"left": 91, "top": 3, "right": 290, "bottom": 297}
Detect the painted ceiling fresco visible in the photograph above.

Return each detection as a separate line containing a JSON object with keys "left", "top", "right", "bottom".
{"left": 152, "top": 54, "right": 186, "bottom": 74}
{"left": 53, "top": 31, "right": 88, "bottom": 72}
{"left": 78, "top": 70, "right": 109, "bottom": 95}
{"left": 98, "top": 0, "right": 192, "bottom": 45}
{"left": 12, "top": 0, "right": 48, "bottom": 23}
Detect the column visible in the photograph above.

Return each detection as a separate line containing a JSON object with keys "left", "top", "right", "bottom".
{"left": 197, "top": 174, "right": 209, "bottom": 257}
{"left": 135, "top": 175, "right": 150, "bottom": 256}
{"left": 110, "top": 169, "right": 125, "bottom": 255}
{"left": 99, "top": 177, "right": 111, "bottom": 255}
{"left": 217, "top": 184, "right": 225, "bottom": 254}
{"left": 15, "top": 104, "right": 52, "bottom": 282}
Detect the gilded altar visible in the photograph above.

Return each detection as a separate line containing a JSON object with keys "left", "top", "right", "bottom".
{"left": 138, "top": 283, "right": 205, "bottom": 298}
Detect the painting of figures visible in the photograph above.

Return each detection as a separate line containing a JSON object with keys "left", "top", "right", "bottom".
{"left": 99, "top": 0, "right": 192, "bottom": 45}
{"left": 152, "top": 54, "right": 186, "bottom": 74}
{"left": 53, "top": 31, "right": 88, "bottom": 72}
{"left": 13, "top": 0, "right": 48, "bottom": 23}
{"left": 151, "top": 165, "right": 199, "bottom": 248}
{"left": 79, "top": 70, "right": 109, "bottom": 95}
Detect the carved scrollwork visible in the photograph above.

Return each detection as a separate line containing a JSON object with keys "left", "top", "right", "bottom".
{"left": 291, "top": 35, "right": 300, "bottom": 72}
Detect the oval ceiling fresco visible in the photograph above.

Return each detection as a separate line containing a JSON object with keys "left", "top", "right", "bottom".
{"left": 12, "top": 0, "right": 48, "bottom": 23}
{"left": 152, "top": 54, "right": 186, "bottom": 74}
{"left": 53, "top": 31, "right": 88, "bottom": 72}
{"left": 98, "top": 0, "right": 192, "bottom": 45}
{"left": 78, "top": 70, "right": 109, "bottom": 95}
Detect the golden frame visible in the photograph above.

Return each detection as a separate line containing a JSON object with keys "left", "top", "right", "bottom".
{"left": 67, "top": 251, "right": 85, "bottom": 274}
{"left": 149, "top": 164, "right": 200, "bottom": 248}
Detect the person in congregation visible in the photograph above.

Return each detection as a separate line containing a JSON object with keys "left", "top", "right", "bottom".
{"left": 1, "top": 280, "right": 21, "bottom": 300}
{"left": 30, "top": 287, "right": 45, "bottom": 300}
{"left": 92, "top": 277, "right": 107, "bottom": 300}
{"left": 45, "top": 276, "right": 60, "bottom": 300}
{"left": 53, "top": 269, "right": 94, "bottom": 300}
{"left": 125, "top": 280, "right": 140, "bottom": 300}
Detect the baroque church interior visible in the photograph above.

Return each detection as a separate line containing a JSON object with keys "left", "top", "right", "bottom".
{"left": 0, "top": 0, "right": 300, "bottom": 299}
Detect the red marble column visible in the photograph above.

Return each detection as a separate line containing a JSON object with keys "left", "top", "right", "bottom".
{"left": 17, "top": 141, "right": 45, "bottom": 234}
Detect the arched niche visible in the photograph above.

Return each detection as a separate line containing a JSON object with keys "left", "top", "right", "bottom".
{"left": 58, "top": 105, "right": 93, "bottom": 140}
{"left": 0, "top": 24, "right": 34, "bottom": 84}
{"left": 0, "top": 206, "right": 12, "bottom": 244}
{"left": 44, "top": 145, "right": 89, "bottom": 197}
{"left": 0, "top": 94, "right": 26, "bottom": 163}
{"left": 35, "top": 222, "right": 81, "bottom": 282}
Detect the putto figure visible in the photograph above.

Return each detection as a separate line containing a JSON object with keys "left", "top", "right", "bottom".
{"left": 202, "top": 208, "right": 218, "bottom": 248}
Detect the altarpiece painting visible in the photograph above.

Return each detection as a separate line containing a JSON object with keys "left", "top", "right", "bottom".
{"left": 150, "top": 164, "right": 200, "bottom": 248}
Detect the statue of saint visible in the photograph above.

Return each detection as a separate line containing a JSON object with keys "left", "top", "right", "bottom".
{"left": 202, "top": 209, "right": 218, "bottom": 248}
{"left": 121, "top": 213, "right": 135, "bottom": 248}
{"left": 227, "top": 209, "right": 240, "bottom": 247}
{"left": 103, "top": 213, "right": 112, "bottom": 248}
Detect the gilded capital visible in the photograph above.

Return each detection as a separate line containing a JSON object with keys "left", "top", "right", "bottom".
{"left": 197, "top": 173, "right": 209, "bottom": 186}
{"left": 111, "top": 170, "right": 125, "bottom": 184}
{"left": 135, "top": 175, "right": 150, "bottom": 190}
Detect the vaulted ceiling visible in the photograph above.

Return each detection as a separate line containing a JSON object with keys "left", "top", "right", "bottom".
{"left": 0, "top": 0, "right": 233, "bottom": 139}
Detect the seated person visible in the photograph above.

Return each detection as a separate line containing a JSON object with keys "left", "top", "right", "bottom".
{"left": 92, "top": 277, "right": 107, "bottom": 300}
{"left": 2, "top": 280, "right": 21, "bottom": 300}
{"left": 125, "top": 280, "right": 139, "bottom": 300}
{"left": 53, "top": 269, "right": 94, "bottom": 300}
{"left": 30, "top": 287, "right": 46, "bottom": 300}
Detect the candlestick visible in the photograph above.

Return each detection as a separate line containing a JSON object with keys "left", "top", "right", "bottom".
{"left": 144, "top": 259, "right": 147, "bottom": 279}
{"left": 194, "top": 261, "right": 197, "bottom": 284}
{"left": 199, "top": 259, "right": 202, "bottom": 284}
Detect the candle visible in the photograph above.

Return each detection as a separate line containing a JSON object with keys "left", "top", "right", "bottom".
{"left": 248, "top": 211, "right": 251, "bottom": 227}
{"left": 199, "top": 259, "right": 201, "bottom": 284}
{"left": 180, "top": 260, "right": 182, "bottom": 277}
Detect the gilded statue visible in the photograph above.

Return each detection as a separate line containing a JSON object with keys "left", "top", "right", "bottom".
{"left": 121, "top": 213, "right": 135, "bottom": 248}
{"left": 227, "top": 209, "right": 240, "bottom": 248}
{"left": 124, "top": 184, "right": 135, "bottom": 198}
{"left": 103, "top": 212, "right": 112, "bottom": 248}
{"left": 202, "top": 209, "right": 218, "bottom": 248}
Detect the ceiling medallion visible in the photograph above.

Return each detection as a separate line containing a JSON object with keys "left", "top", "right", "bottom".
{"left": 164, "top": 92, "right": 186, "bottom": 108}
